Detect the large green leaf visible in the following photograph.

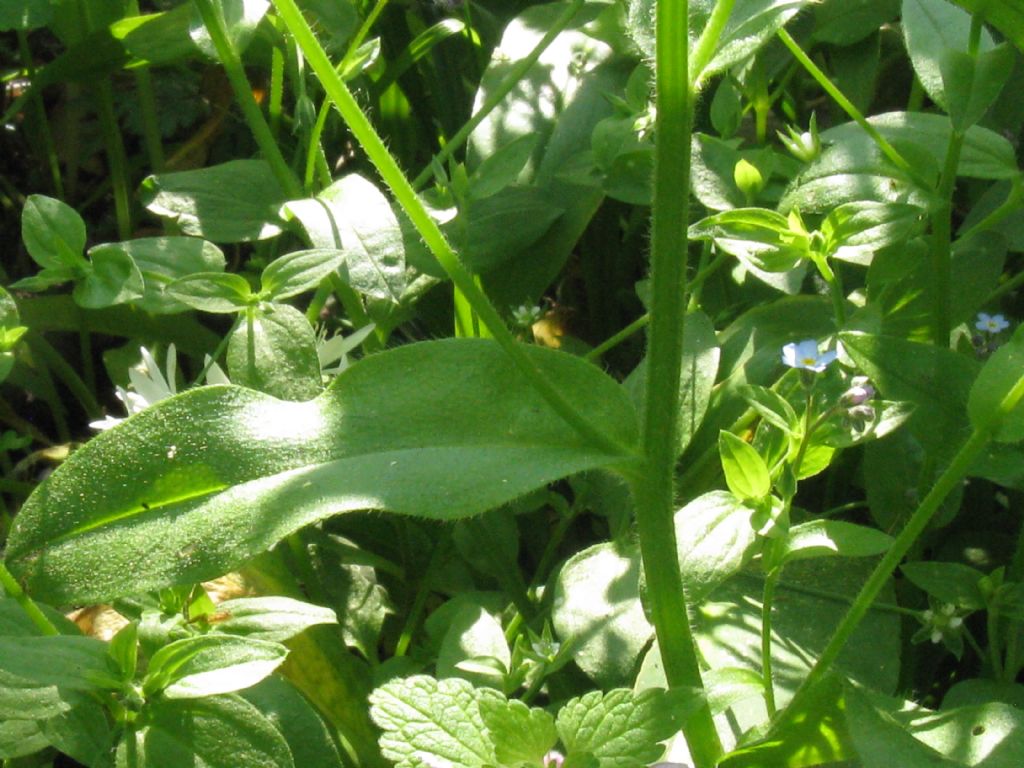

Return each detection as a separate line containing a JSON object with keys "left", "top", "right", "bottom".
{"left": 902, "top": 0, "right": 998, "bottom": 110}
{"left": 137, "top": 694, "right": 295, "bottom": 768}
{"left": 141, "top": 160, "right": 288, "bottom": 243}
{"left": 5, "top": 340, "right": 638, "bottom": 604}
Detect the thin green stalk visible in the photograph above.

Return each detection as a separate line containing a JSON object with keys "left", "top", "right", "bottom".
{"left": 30, "top": 333, "right": 102, "bottom": 419}
{"left": 193, "top": 0, "right": 302, "bottom": 198}
{"left": 689, "top": 0, "right": 736, "bottom": 89}
{"left": 632, "top": 0, "right": 721, "bottom": 764}
{"left": 269, "top": 44, "right": 285, "bottom": 139}
{"left": 777, "top": 28, "right": 931, "bottom": 192}
{"left": 128, "top": 0, "right": 165, "bottom": 171}
{"left": 16, "top": 31, "right": 64, "bottom": 198}
{"left": 95, "top": 79, "right": 133, "bottom": 239}
{"left": 988, "top": 605, "right": 1005, "bottom": 678}
{"left": 786, "top": 367, "right": 1024, "bottom": 714}
{"left": 929, "top": 130, "right": 963, "bottom": 346}
{"left": 410, "top": 0, "right": 586, "bottom": 190}
{"left": 0, "top": 561, "right": 59, "bottom": 636}
{"left": 394, "top": 537, "right": 447, "bottom": 657}
{"left": 585, "top": 313, "right": 651, "bottom": 362}
{"left": 273, "top": 0, "right": 631, "bottom": 458}
{"left": 761, "top": 565, "right": 781, "bottom": 716}
{"left": 191, "top": 314, "right": 242, "bottom": 386}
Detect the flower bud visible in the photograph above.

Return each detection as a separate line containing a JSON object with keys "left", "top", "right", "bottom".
{"left": 777, "top": 114, "right": 821, "bottom": 162}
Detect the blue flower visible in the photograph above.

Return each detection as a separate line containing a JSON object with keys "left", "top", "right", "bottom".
{"left": 976, "top": 312, "right": 1010, "bottom": 334}
{"left": 781, "top": 340, "right": 837, "bottom": 372}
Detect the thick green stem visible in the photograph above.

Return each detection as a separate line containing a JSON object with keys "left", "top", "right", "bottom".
{"left": 0, "top": 561, "right": 59, "bottom": 636}
{"left": 272, "top": 0, "right": 630, "bottom": 458}
{"left": 632, "top": 0, "right": 721, "bottom": 765}
{"left": 193, "top": 0, "right": 302, "bottom": 198}
{"left": 777, "top": 29, "right": 931, "bottom": 192}
{"left": 410, "top": 0, "right": 586, "bottom": 190}
{"left": 785, "top": 366, "right": 1024, "bottom": 714}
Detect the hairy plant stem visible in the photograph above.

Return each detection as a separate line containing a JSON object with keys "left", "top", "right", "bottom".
{"left": 777, "top": 28, "right": 931, "bottom": 193}
{"left": 760, "top": 564, "right": 781, "bottom": 715}
{"left": 785, "top": 368, "right": 1024, "bottom": 716}
{"left": 193, "top": 0, "right": 302, "bottom": 198}
{"left": 632, "top": 0, "right": 721, "bottom": 765}
{"left": 272, "top": 0, "right": 631, "bottom": 459}
{"left": 410, "top": 0, "right": 587, "bottom": 190}
{"left": 0, "top": 561, "right": 58, "bottom": 636}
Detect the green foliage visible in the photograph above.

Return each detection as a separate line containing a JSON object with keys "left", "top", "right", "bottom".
{"left": 2, "top": 0, "right": 1024, "bottom": 765}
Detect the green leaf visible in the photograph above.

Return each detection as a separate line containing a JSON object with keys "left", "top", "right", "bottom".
{"left": 282, "top": 174, "right": 407, "bottom": 303}
{"left": 139, "top": 694, "right": 295, "bottom": 768}
{"left": 820, "top": 112, "right": 1018, "bottom": 181}
{"left": 781, "top": 520, "right": 893, "bottom": 563}
{"left": 844, "top": 685, "right": 962, "bottom": 767}
{"left": 241, "top": 676, "right": 345, "bottom": 768}
{"left": 812, "top": 0, "right": 899, "bottom": 45}
{"left": 949, "top": 0, "right": 1024, "bottom": 52}
{"left": 903, "top": 0, "right": 997, "bottom": 110}
{"left": 469, "top": 134, "right": 538, "bottom": 199}
{"left": 718, "top": 431, "right": 771, "bottom": 500}
{"left": 822, "top": 201, "right": 926, "bottom": 266}
{"left": 143, "top": 634, "right": 288, "bottom": 699}
{"left": 228, "top": 304, "right": 323, "bottom": 401}
{"left": 39, "top": 701, "right": 115, "bottom": 768}
{"left": 551, "top": 541, "right": 652, "bottom": 687}
{"left": 903, "top": 701, "right": 1024, "bottom": 765}
{"left": 466, "top": 1, "right": 618, "bottom": 306}
{"left": 260, "top": 249, "right": 345, "bottom": 302}
{"left": 369, "top": 675, "right": 497, "bottom": 768}
{"left": 675, "top": 490, "right": 757, "bottom": 602}
{"left": 968, "top": 324, "right": 1024, "bottom": 442}
{"left": 556, "top": 688, "right": 684, "bottom": 768}
{"left": 208, "top": 596, "right": 337, "bottom": 643}
{"left": 0, "top": 0, "right": 52, "bottom": 30}
{"left": 625, "top": 309, "right": 720, "bottom": 454}
{"left": 901, "top": 561, "right": 987, "bottom": 609}
{"left": 436, "top": 603, "right": 510, "bottom": 689}
{"left": 74, "top": 245, "right": 146, "bottom": 309}
{"left": 479, "top": 695, "right": 557, "bottom": 766}
{"left": 5, "top": 340, "right": 638, "bottom": 604}
{"left": 142, "top": 160, "right": 288, "bottom": 242}
{"left": 839, "top": 331, "right": 979, "bottom": 457}
{"left": 741, "top": 384, "right": 799, "bottom": 434}
{"left": 940, "top": 45, "right": 1015, "bottom": 131}
{"left": 689, "top": 208, "right": 807, "bottom": 274}
{"left": 627, "top": 0, "right": 810, "bottom": 82}
{"left": 21, "top": 194, "right": 87, "bottom": 271}
{"left": 168, "top": 271, "right": 254, "bottom": 313}
{"left": 0, "top": 718, "right": 49, "bottom": 760}
{"left": 0, "top": 636, "right": 115, "bottom": 692}
{"left": 103, "top": 237, "right": 226, "bottom": 315}
{"left": 112, "top": 4, "right": 198, "bottom": 68}
{"left": 189, "top": 0, "right": 270, "bottom": 59}
{"left": 449, "top": 186, "right": 565, "bottom": 274}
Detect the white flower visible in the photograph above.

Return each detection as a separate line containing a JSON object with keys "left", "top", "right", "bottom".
{"left": 976, "top": 312, "right": 1010, "bottom": 334}
{"left": 781, "top": 340, "right": 837, "bottom": 372}
{"left": 317, "top": 323, "right": 376, "bottom": 378}
{"left": 90, "top": 345, "right": 227, "bottom": 431}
